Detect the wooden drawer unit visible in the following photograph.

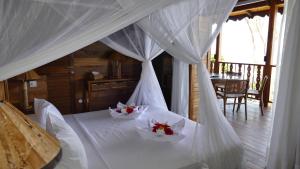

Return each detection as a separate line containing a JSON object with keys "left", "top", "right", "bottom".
{"left": 86, "top": 79, "right": 138, "bottom": 111}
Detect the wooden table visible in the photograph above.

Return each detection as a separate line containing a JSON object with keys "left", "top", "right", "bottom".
{"left": 210, "top": 73, "right": 247, "bottom": 87}
{"left": 210, "top": 73, "right": 246, "bottom": 81}
{"left": 210, "top": 73, "right": 247, "bottom": 91}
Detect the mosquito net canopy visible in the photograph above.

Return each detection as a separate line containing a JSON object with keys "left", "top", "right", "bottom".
{"left": 0, "top": 0, "right": 243, "bottom": 168}
{"left": 0, "top": 0, "right": 175, "bottom": 80}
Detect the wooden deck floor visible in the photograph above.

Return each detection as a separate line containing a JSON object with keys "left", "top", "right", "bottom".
{"left": 223, "top": 99, "right": 273, "bottom": 169}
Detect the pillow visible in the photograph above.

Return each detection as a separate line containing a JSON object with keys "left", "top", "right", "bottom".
{"left": 34, "top": 98, "right": 64, "bottom": 129}
{"left": 46, "top": 114, "right": 88, "bottom": 169}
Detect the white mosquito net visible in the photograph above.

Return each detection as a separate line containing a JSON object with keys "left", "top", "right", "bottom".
{"left": 0, "top": 0, "right": 243, "bottom": 168}
{"left": 135, "top": 0, "right": 243, "bottom": 168}
{"left": 100, "top": 0, "right": 243, "bottom": 168}
{"left": 101, "top": 25, "right": 168, "bottom": 110}
{"left": 0, "top": 0, "right": 175, "bottom": 80}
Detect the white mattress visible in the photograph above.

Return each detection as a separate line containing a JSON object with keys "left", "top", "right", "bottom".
{"left": 28, "top": 106, "right": 241, "bottom": 169}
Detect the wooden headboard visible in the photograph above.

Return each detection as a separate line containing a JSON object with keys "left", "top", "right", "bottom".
{"left": 0, "top": 101, "right": 61, "bottom": 168}
{"left": 0, "top": 81, "right": 6, "bottom": 101}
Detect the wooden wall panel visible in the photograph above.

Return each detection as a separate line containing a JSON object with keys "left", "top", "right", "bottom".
{"left": 8, "top": 42, "right": 142, "bottom": 114}
{"left": 7, "top": 80, "right": 23, "bottom": 107}
{"left": 71, "top": 42, "right": 141, "bottom": 113}
{"left": 27, "top": 77, "right": 48, "bottom": 105}
{"left": 36, "top": 56, "right": 74, "bottom": 114}
{"left": 0, "top": 82, "right": 6, "bottom": 101}
{"left": 47, "top": 75, "right": 73, "bottom": 114}
{"left": 6, "top": 76, "right": 48, "bottom": 114}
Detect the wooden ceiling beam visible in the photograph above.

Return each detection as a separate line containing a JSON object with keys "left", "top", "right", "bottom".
{"left": 229, "top": 0, "right": 284, "bottom": 20}
{"left": 236, "top": 0, "right": 266, "bottom": 7}
{"left": 234, "top": 1, "right": 269, "bottom": 12}
{"left": 234, "top": 0, "right": 283, "bottom": 12}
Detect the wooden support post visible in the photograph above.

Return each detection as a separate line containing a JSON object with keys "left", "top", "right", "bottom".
{"left": 263, "top": 0, "right": 278, "bottom": 106}
{"left": 206, "top": 49, "right": 212, "bottom": 72}
{"left": 0, "top": 82, "right": 5, "bottom": 101}
{"left": 214, "top": 33, "right": 222, "bottom": 73}
{"left": 188, "top": 64, "right": 199, "bottom": 121}
{"left": 188, "top": 64, "right": 194, "bottom": 120}
{"left": 4, "top": 80, "right": 9, "bottom": 101}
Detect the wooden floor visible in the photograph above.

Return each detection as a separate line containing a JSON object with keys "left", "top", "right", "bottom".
{"left": 222, "top": 99, "right": 273, "bottom": 169}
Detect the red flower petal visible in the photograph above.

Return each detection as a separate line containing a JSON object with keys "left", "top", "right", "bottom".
{"left": 164, "top": 128, "right": 174, "bottom": 135}
{"left": 126, "top": 107, "right": 134, "bottom": 114}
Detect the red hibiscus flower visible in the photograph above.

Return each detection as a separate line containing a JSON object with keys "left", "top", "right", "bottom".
{"left": 126, "top": 107, "right": 134, "bottom": 114}
{"left": 152, "top": 122, "right": 174, "bottom": 135}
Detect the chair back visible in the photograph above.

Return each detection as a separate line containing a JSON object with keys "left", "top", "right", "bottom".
{"left": 224, "top": 79, "right": 248, "bottom": 95}
{"left": 226, "top": 71, "right": 242, "bottom": 76}
{"left": 259, "top": 75, "right": 269, "bottom": 94}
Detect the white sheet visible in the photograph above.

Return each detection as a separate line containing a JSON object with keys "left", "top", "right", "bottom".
{"left": 72, "top": 107, "right": 201, "bottom": 169}
{"left": 64, "top": 115, "right": 109, "bottom": 169}
{"left": 28, "top": 107, "right": 241, "bottom": 169}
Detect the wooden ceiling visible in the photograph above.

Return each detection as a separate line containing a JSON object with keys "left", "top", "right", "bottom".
{"left": 229, "top": 0, "right": 284, "bottom": 20}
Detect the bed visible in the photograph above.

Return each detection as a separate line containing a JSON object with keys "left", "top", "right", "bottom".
{"left": 29, "top": 106, "right": 241, "bottom": 169}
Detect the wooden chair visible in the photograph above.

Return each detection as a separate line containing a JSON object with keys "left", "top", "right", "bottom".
{"left": 216, "top": 79, "right": 248, "bottom": 120}
{"left": 247, "top": 75, "right": 268, "bottom": 116}
{"left": 214, "top": 71, "right": 242, "bottom": 91}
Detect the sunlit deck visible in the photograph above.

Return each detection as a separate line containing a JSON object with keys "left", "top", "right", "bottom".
{"left": 223, "top": 100, "right": 273, "bottom": 169}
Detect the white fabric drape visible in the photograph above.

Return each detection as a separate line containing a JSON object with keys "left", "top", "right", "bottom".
{"left": 171, "top": 59, "right": 189, "bottom": 117}
{"left": 267, "top": 0, "right": 300, "bottom": 168}
{"left": 101, "top": 25, "right": 167, "bottom": 110}
{"left": 0, "top": 0, "right": 175, "bottom": 80}
{"left": 137, "top": 0, "right": 243, "bottom": 168}
{"left": 1, "top": 0, "right": 245, "bottom": 168}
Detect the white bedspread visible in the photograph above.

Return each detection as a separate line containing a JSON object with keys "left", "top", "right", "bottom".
{"left": 28, "top": 106, "right": 241, "bottom": 169}
{"left": 70, "top": 106, "right": 203, "bottom": 169}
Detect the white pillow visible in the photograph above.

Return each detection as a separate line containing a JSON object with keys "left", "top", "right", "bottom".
{"left": 34, "top": 98, "right": 64, "bottom": 129}
{"left": 46, "top": 114, "right": 88, "bottom": 169}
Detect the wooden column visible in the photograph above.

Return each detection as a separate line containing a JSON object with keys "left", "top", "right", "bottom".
{"left": 0, "top": 82, "right": 5, "bottom": 101}
{"left": 189, "top": 65, "right": 193, "bottom": 119}
{"left": 263, "top": 0, "right": 278, "bottom": 106}
{"left": 213, "top": 33, "right": 222, "bottom": 73}
{"left": 206, "top": 49, "right": 212, "bottom": 72}
{"left": 4, "top": 80, "right": 9, "bottom": 101}
{"left": 188, "top": 64, "right": 199, "bottom": 121}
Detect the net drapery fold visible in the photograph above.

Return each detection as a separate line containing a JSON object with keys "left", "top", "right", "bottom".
{"left": 0, "top": 0, "right": 244, "bottom": 168}
{"left": 137, "top": 0, "right": 243, "bottom": 168}
{"left": 0, "top": 0, "right": 174, "bottom": 80}
{"left": 267, "top": 0, "right": 300, "bottom": 168}
{"left": 101, "top": 25, "right": 167, "bottom": 110}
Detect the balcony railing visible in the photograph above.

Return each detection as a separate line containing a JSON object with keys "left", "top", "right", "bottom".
{"left": 210, "top": 61, "right": 276, "bottom": 102}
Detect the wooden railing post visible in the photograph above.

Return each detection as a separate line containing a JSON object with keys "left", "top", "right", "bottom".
{"left": 263, "top": 0, "right": 278, "bottom": 106}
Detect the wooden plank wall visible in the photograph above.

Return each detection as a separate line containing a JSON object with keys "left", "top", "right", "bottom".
{"left": 36, "top": 56, "right": 74, "bottom": 114}
{"left": 6, "top": 42, "right": 176, "bottom": 115}
{"left": 71, "top": 43, "right": 141, "bottom": 113}
{"left": 35, "top": 42, "right": 141, "bottom": 114}
{"left": 0, "top": 82, "right": 6, "bottom": 101}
